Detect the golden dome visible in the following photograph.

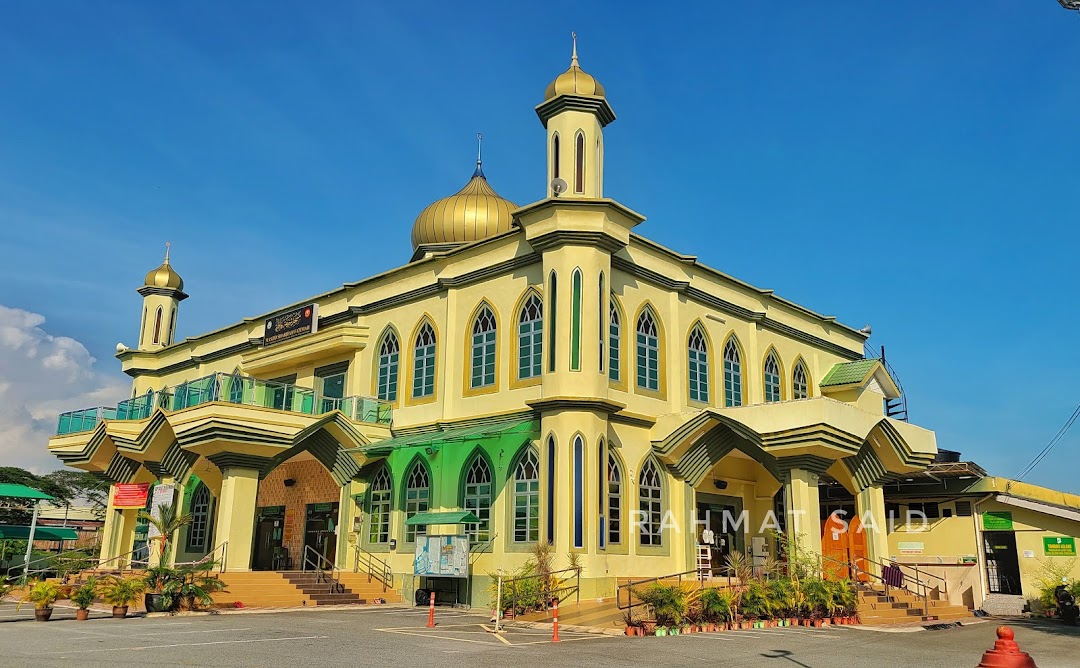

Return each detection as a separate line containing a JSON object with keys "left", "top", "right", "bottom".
{"left": 544, "top": 35, "right": 606, "bottom": 101}
{"left": 144, "top": 244, "right": 184, "bottom": 290}
{"left": 411, "top": 162, "right": 517, "bottom": 251}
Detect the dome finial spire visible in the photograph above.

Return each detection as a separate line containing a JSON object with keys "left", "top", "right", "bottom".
{"left": 164, "top": 241, "right": 171, "bottom": 264}
{"left": 571, "top": 31, "right": 579, "bottom": 67}
{"left": 473, "top": 132, "right": 485, "bottom": 178}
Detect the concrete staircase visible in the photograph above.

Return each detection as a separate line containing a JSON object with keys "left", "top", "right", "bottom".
{"left": 214, "top": 571, "right": 313, "bottom": 608}
{"left": 857, "top": 585, "right": 973, "bottom": 625}
{"left": 517, "top": 597, "right": 624, "bottom": 629}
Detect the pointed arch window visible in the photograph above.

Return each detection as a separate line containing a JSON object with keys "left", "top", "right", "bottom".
{"left": 607, "top": 452, "right": 622, "bottom": 545}
{"left": 636, "top": 309, "right": 659, "bottom": 391}
{"left": 573, "top": 435, "right": 584, "bottom": 548}
{"left": 377, "top": 332, "right": 400, "bottom": 401}
{"left": 546, "top": 437, "right": 556, "bottom": 544}
{"left": 368, "top": 467, "right": 392, "bottom": 544}
{"left": 764, "top": 353, "right": 781, "bottom": 403}
{"left": 152, "top": 307, "right": 163, "bottom": 345}
{"left": 412, "top": 323, "right": 436, "bottom": 398}
{"left": 513, "top": 448, "right": 540, "bottom": 543}
{"left": 688, "top": 326, "right": 710, "bottom": 403}
{"left": 552, "top": 134, "right": 560, "bottom": 179}
{"left": 574, "top": 132, "right": 585, "bottom": 193}
{"left": 723, "top": 338, "right": 743, "bottom": 407}
{"left": 609, "top": 302, "right": 621, "bottom": 381}
{"left": 598, "top": 274, "right": 605, "bottom": 373}
{"left": 228, "top": 372, "right": 245, "bottom": 404}
{"left": 518, "top": 294, "right": 543, "bottom": 380}
{"left": 463, "top": 456, "right": 492, "bottom": 543}
{"left": 793, "top": 361, "right": 809, "bottom": 400}
{"left": 471, "top": 306, "right": 497, "bottom": 388}
{"left": 186, "top": 483, "right": 210, "bottom": 551}
{"left": 571, "top": 269, "right": 582, "bottom": 370}
{"left": 639, "top": 460, "right": 663, "bottom": 546}
{"left": 404, "top": 462, "right": 430, "bottom": 543}
{"left": 167, "top": 308, "right": 176, "bottom": 346}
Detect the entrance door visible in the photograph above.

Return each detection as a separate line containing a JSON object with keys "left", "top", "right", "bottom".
{"left": 252, "top": 507, "right": 284, "bottom": 571}
{"left": 696, "top": 497, "right": 742, "bottom": 575}
{"left": 984, "top": 531, "right": 1022, "bottom": 595}
{"left": 821, "top": 513, "right": 868, "bottom": 581}
{"left": 304, "top": 503, "right": 339, "bottom": 566}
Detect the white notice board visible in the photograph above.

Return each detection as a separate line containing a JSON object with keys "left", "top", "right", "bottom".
{"left": 413, "top": 535, "right": 469, "bottom": 578}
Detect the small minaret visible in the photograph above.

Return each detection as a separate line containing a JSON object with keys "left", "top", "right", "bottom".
{"left": 137, "top": 243, "right": 187, "bottom": 350}
{"left": 536, "top": 33, "right": 615, "bottom": 199}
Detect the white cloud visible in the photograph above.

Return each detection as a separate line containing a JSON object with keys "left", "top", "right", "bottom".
{"left": 0, "top": 305, "right": 129, "bottom": 472}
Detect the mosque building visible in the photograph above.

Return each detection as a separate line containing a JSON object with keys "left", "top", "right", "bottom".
{"left": 48, "top": 39, "right": 948, "bottom": 607}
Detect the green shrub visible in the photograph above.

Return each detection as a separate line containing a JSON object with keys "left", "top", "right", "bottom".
{"left": 70, "top": 577, "right": 99, "bottom": 610}
{"left": 700, "top": 587, "right": 734, "bottom": 624}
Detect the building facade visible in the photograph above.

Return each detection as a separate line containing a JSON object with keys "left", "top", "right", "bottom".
{"left": 47, "top": 42, "right": 939, "bottom": 605}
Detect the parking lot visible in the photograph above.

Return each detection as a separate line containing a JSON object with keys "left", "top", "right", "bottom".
{"left": 1, "top": 602, "right": 1078, "bottom": 667}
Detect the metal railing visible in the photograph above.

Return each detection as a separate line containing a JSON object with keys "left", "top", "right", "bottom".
{"left": 56, "top": 371, "right": 393, "bottom": 435}
{"left": 174, "top": 541, "right": 229, "bottom": 573}
{"left": 353, "top": 545, "right": 393, "bottom": 591}
{"left": 17, "top": 545, "right": 101, "bottom": 582}
{"left": 503, "top": 566, "right": 581, "bottom": 619}
{"left": 303, "top": 545, "right": 344, "bottom": 594}
{"left": 616, "top": 568, "right": 706, "bottom": 619}
{"left": 819, "top": 553, "right": 940, "bottom": 618}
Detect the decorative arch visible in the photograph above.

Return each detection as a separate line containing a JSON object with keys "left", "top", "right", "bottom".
{"left": 552, "top": 132, "right": 561, "bottom": 180}
{"left": 185, "top": 481, "right": 212, "bottom": 552}
{"left": 570, "top": 268, "right": 583, "bottom": 370}
{"left": 606, "top": 446, "right": 625, "bottom": 546}
{"left": 407, "top": 315, "right": 439, "bottom": 405}
{"left": 574, "top": 130, "right": 586, "bottom": 193}
{"left": 464, "top": 300, "right": 500, "bottom": 394}
{"left": 608, "top": 294, "right": 626, "bottom": 387}
{"left": 367, "top": 464, "right": 393, "bottom": 545}
{"left": 722, "top": 333, "right": 745, "bottom": 407}
{"left": 510, "top": 443, "right": 541, "bottom": 543}
{"left": 460, "top": 448, "right": 495, "bottom": 543}
{"left": 152, "top": 306, "right": 163, "bottom": 345}
{"left": 401, "top": 455, "right": 432, "bottom": 543}
{"left": 791, "top": 356, "right": 812, "bottom": 399}
{"left": 374, "top": 326, "right": 401, "bottom": 403}
{"left": 762, "top": 346, "right": 784, "bottom": 403}
{"left": 687, "top": 320, "right": 713, "bottom": 405}
{"left": 637, "top": 456, "right": 665, "bottom": 547}
{"left": 572, "top": 432, "right": 586, "bottom": 548}
{"left": 545, "top": 433, "right": 556, "bottom": 545}
{"left": 633, "top": 301, "right": 666, "bottom": 395}
{"left": 513, "top": 288, "right": 544, "bottom": 383}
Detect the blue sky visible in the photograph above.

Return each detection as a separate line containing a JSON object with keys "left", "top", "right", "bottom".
{"left": 0, "top": 2, "right": 1077, "bottom": 490}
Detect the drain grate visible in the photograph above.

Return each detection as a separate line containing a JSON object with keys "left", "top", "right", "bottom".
{"left": 924, "top": 622, "right": 962, "bottom": 631}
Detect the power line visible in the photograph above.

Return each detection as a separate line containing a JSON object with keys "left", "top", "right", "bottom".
{"left": 1014, "top": 402, "right": 1080, "bottom": 482}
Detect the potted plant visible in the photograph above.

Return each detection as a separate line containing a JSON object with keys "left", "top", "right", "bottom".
{"left": 101, "top": 576, "right": 146, "bottom": 618}
{"left": 70, "top": 577, "right": 99, "bottom": 621}
{"left": 17, "top": 581, "right": 66, "bottom": 622}
{"left": 139, "top": 501, "right": 193, "bottom": 612}
{"left": 622, "top": 608, "right": 639, "bottom": 636}
{"left": 700, "top": 587, "right": 733, "bottom": 632}
{"left": 143, "top": 562, "right": 226, "bottom": 613}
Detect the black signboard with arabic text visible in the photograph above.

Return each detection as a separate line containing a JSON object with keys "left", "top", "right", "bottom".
{"left": 263, "top": 303, "right": 319, "bottom": 346}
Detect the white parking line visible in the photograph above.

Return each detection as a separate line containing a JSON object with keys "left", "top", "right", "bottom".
{"left": 43, "top": 635, "right": 329, "bottom": 654}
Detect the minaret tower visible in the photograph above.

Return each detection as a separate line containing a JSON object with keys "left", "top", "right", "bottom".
{"left": 137, "top": 243, "right": 187, "bottom": 350}
{"left": 536, "top": 32, "right": 615, "bottom": 198}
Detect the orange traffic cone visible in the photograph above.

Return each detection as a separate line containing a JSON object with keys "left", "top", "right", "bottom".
{"left": 976, "top": 626, "right": 1037, "bottom": 668}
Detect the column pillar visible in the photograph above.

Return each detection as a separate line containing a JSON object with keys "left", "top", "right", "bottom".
{"left": 115, "top": 509, "right": 139, "bottom": 564}
{"left": 856, "top": 485, "right": 889, "bottom": 575}
{"left": 213, "top": 467, "right": 259, "bottom": 571}
{"left": 337, "top": 481, "right": 363, "bottom": 570}
{"left": 784, "top": 468, "right": 822, "bottom": 563}
{"left": 99, "top": 485, "right": 120, "bottom": 562}
{"left": 168, "top": 478, "right": 186, "bottom": 566}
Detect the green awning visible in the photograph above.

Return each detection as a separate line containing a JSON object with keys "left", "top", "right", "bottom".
{"left": 0, "top": 483, "right": 55, "bottom": 501}
{"left": 405, "top": 511, "right": 481, "bottom": 526}
{"left": 0, "top": 526, "right": 79, "bottom": 540}
{"left": 820, "top": 359, "right": 881, "bottom": 387}
{"left": 353, "top": 417, "right": 539, "bottom": 456}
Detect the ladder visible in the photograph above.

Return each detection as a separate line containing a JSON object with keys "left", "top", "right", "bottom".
{"left": 696, "top": 545, "right": 713, "bottom": 579}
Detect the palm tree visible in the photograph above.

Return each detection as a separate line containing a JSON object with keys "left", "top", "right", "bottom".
{"left": 138, "top": 502, "right": 192, "bottom": 568}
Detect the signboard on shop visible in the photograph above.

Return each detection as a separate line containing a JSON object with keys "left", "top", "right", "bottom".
{"left": 263, "top": 304, "right": 319, "bottom": 346}
{"left": 113, "top": 483, "right": 150, "bottom": 509}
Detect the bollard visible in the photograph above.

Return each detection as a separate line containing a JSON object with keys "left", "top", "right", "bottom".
{"left": 427, "top": 590, "right": 436, "bottom": 628}
{"left": 552, "top": 598, "right": 560, "bottom": 642}
{"left": 976, "top": 626, "right": 1037, "bottom": 668}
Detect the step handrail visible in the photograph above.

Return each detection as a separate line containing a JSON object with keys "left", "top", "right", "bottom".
{"left": 18, "top": 544, "right": 102, "bottom": 582}
{"left": 503, "top": 565, "right": 581, "bottom": 618}
{"left": 353, "top": 545, "right": 393, "bottom": 591}
{"left": 819, "top": 553, "right": 931, "bottom": 618}
{"left": 303, "top": 545, "right": 344, "bottom": 594}
{"left": 849, "top": 554, "right": 948, "bottom": 597}
{"left": 616, "top": 568, "right": 705, "bottom": 616}
{"left": 172, "top": 541, "right": 228, "bottom": 573}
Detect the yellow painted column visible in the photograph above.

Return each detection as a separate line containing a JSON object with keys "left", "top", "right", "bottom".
{"left": 169, "top": 479, "right": 186, "bottom": 566}
{"left": 99, "top": 486, "right": 120, "bottom": 562}
{"left": 856, "top": 485, "right": 888, "bottom": 576}
{"left": 337, "top": 481, "right": 362, "bottom": 570}
{"left": 213, "top": 467, "right": 259, "bottom": 571}
{"left": 784, "top": 468, "right": 822, "bottom": 563}
{"left": 115, "top": 509, "right": 139, "bottom": 565}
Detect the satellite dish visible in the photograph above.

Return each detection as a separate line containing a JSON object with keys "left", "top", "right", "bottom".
{"left": 551, "top": 178, "right": 568, "bottom": 197}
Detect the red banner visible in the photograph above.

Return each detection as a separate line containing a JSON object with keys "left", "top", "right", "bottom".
{"left": 113, "top": 483, "right": 150, "bottom": 508}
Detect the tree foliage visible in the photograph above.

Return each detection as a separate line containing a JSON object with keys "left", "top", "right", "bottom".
{"left": 0, "top": 466, "right": 109, "bottom": 524}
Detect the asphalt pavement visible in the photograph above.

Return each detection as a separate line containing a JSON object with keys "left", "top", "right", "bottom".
{"left": 1, "top": 602, "right": 1077, "bottom": 668}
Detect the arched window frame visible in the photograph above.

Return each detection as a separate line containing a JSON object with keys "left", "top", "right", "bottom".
{"left": 792, "top": 358, "right": 811, "bottom": 400}
{"left": 548, "top": 272, "right": 558, "bottom": 373}
{"left": 608, "top": 297, "right": 624, "bottom": 387}
{"left": 166, "top": 307, "right": 176, "bottom": 346}
{"left": 723, "top": 335, "right": 744, "bottom": 407}
{"left": 763, "top": 349, "right": 782, "bottom": 403}
{"left": 552, "top": 133, "right": 561, "bottom": 180}
{"left": 572, "top": 433, "right": 585, "bottom": 548}
{"left": 466, "top": 302, "right": 499, "bottom": 393}
{"left": 515, "top": 291, "right": 543, "bottom": 383}
{"left": 185, "top": 483, "right": 211, "bottom": 552}
{"left": 403, "top": 458, "right": 431, "bottom": 543}
{"left": 687, "top": 323, "right": 711, "bottom": 404}
{"left": 461, "top": 451, "right": 493, "bottom": 543}
{"left": 152, "top": 307, "right": 163, "bottom": 345}
{"left": 607, "top": 449, "right": 623, "bottom": 546}
{"left": 634, "top": 305, "right": 663, "bottom": 395}
{"left": 511, "top": 446, "right": 540, "bottom": 544}
{"left": 367, "top": 466, "right": 393, "bottom": 545}
{"left": 570, "top": 269, "right": 582, "bottom": 371}
{"left": 408, "top": 318, "right": 438, "bottom": 404}
{"left": 376, "top": 329, "right": 401, "bottom": 402}
{"left": 546, "top": 436, "right": 556, "bottom": 545}
{"left": 638, "top": 458, "right": 664, "bottom": 547}
{"left": 574, "top": 131, "right": 585, "bottom": 194}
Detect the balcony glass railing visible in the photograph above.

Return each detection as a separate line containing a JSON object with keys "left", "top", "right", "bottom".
{"left": 55, "top": 372, "right": 392, "bottom": 435}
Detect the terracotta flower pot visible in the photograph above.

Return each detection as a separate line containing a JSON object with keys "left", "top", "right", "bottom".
{"left": 34, "top": 608, "right": 53, "bottom": 622}
{"left": 76, "top": 609, "right": 90, "bottom": 621}
{"left": 112, "top": 605, "right": 128, "bottom": 619}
